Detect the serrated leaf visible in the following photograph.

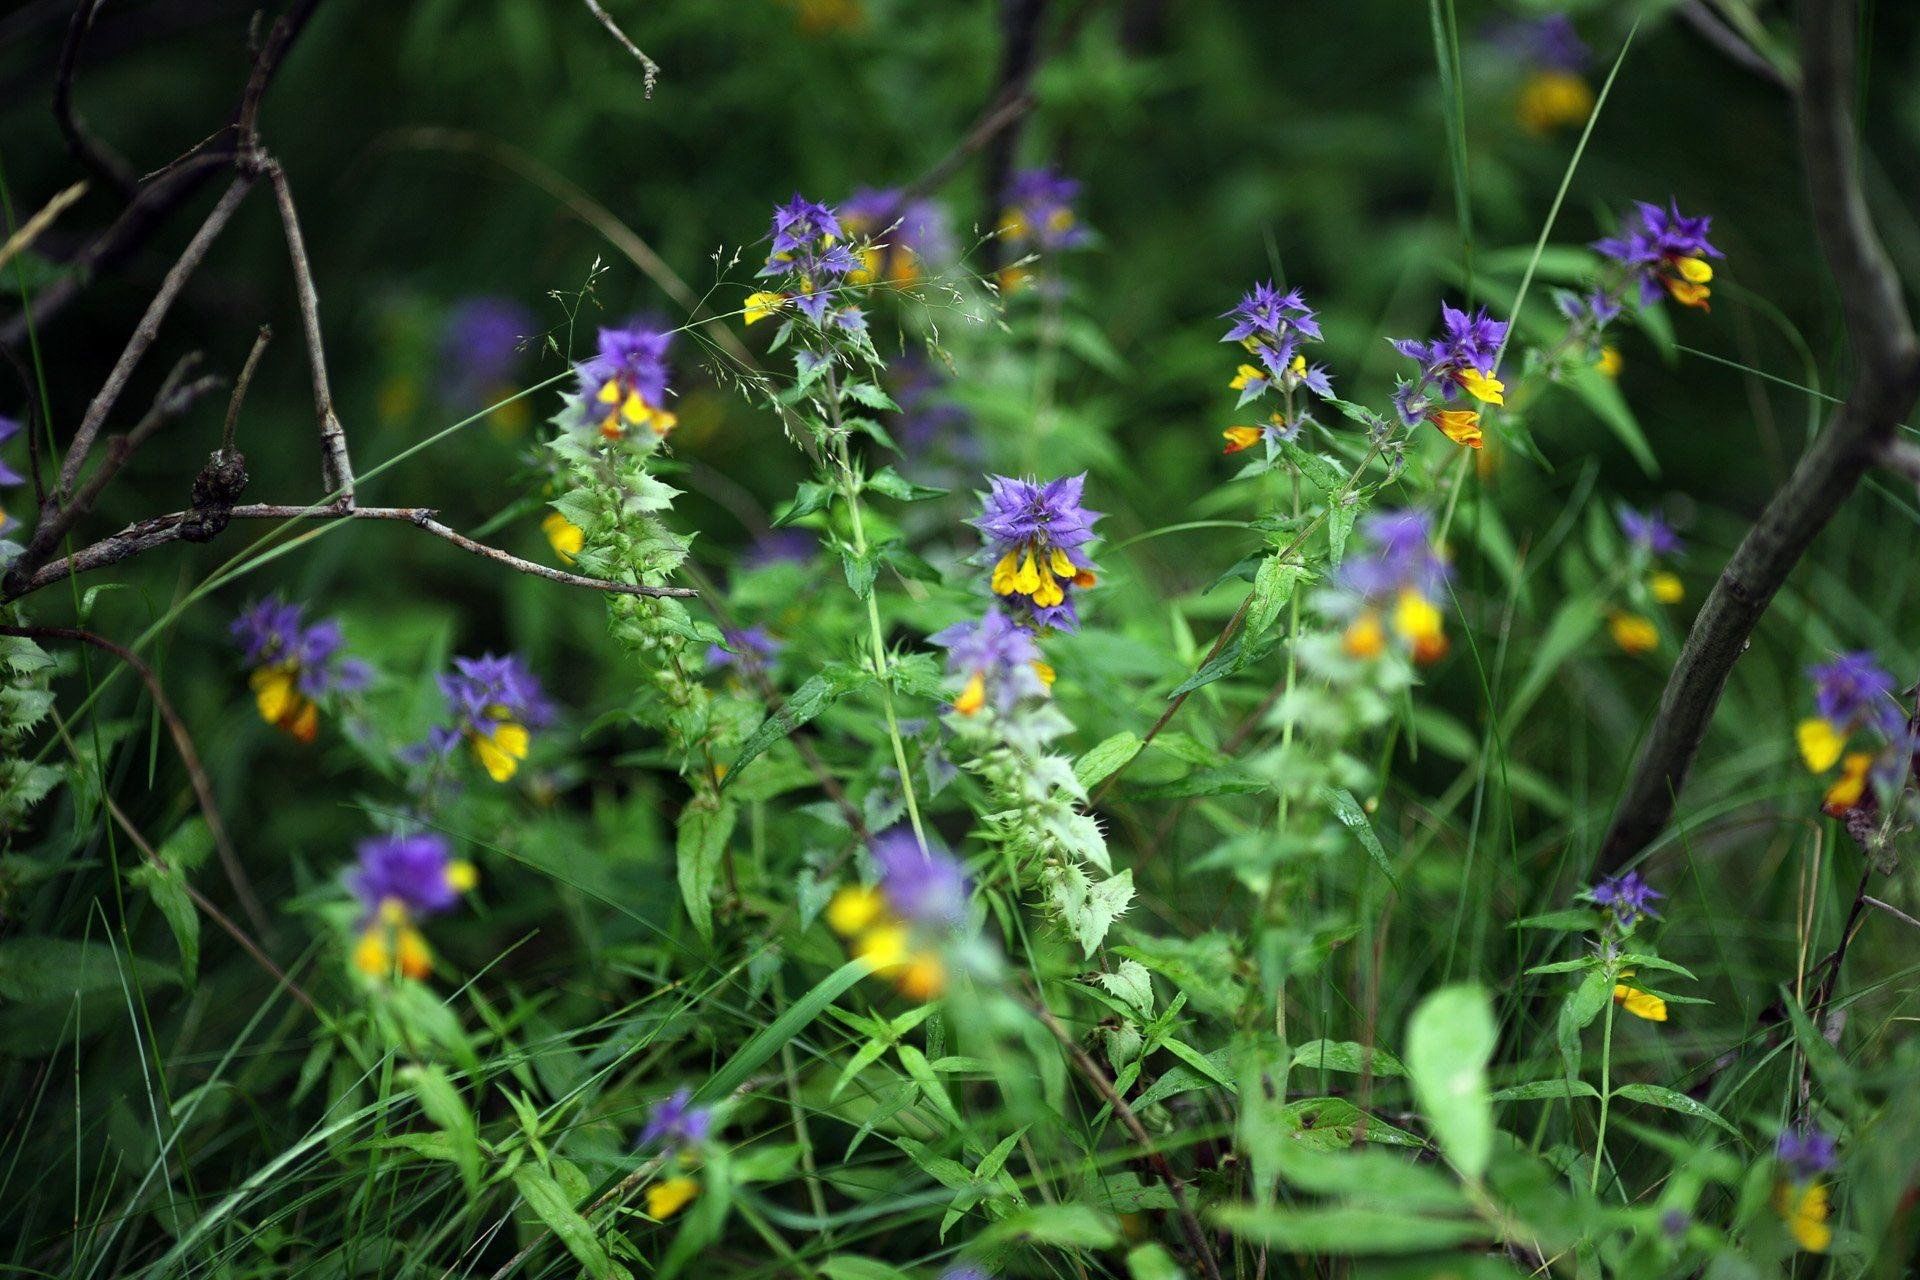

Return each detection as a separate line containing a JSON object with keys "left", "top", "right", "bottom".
{"left": 864, "top": 466, "right": 946, "bottom": 502}
{"left": 1074, "top": 732, "right": 1142, "bottom": 789}
{"left": 727, "top": 666, "right": 877, "bottom": 781}
{"left": 676, "top": 797, "right": 736, "bottom": 942}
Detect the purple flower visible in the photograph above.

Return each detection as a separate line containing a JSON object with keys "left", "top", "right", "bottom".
{"left": 1594, "top": 201, "right": 1723, "bottom": 309}
{"left": 1223, "top": 282, "right": 1323, "bottom": 349}
{"left": 1808, "top": 652, "right": 1900, "bottom": 734}
{"left": 941, "top": 1268, "right": 991, "bottom": 1280}
{"left": 930, "top": 607, "right": 1050, "bottom": 716}
{"left": 1489, "top": 13, "right": 1589, "bottom": 72}
{"left": 576, "top": 321, "right": 677, "bottom": 439}
{"left": 1776, "top": 1127, "right": 1837, "bottom": 1182}
{"left": 973, "top": 474, "right": 1101, "bottom": 631}
{"left": 999, "top": 167, "right": 1090, "bottom": 254}
{"left": 1588, "top": 870, "right": 1662, "bottom": 928}
{"left": 706, "top": 625, "right": 781, "bottom": 675}
{"left": 640, "top": 1086, "right": 714, "bottom": 1152}
{"left": 769, "top": 194, "right": 843, "bottom": 257}
{"left": 742, "top": 529, "right": 817, "bottom": 568}
{"left": 230, "top": 597, "right": 371, "bottom": 698}
{"left": 439, "top": 654, "right": 554, "bottom": 734}
{"left": 1390, "top": 303, "right": 1508, "bottom": 426}
{"left": 840, "top": 187, "right": 956, "bottom": 276}
{"left": 760, "top": 195, "right": 864, "bottom": 327}
{"left": 1337, "top": 511, "right": 1450, "bottom": 604}
{"left": 1617, "top": 506, "right": 1683, "bottom": 556}
{"left": 0, "top": 413, "right": 24, "bottom": 489}
{"left": 347, "top": 832, "right": 466, "bottom": 922}
{"left": 892, "top": 356, "right": 979, "bottom": 477}
{"left": 440, "top": 297, "right": 533, "bottom": 404}
{"left": 871, "top": 827, "right": 968, "bottom": 927}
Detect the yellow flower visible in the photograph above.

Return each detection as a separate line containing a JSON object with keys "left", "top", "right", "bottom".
{"left": 542, "top": 512, "right": 585, "bottom": 564}
{"left": 446, "top": 860, "right": 479, "bottom": 892}
{"left": 1429, "top": 409, "right": 1483, "bottom": 449}
{"left": 1597, "top": 345, "right": 1623, "bottom": 378}
{"left": 1031, "top": 660, "right": 1055, "bottom": 687}
{"left": 251, "top": 666, "right": 319, "bottom": 743}
{"left": 1663, "top": 258, "right": 1713, "bottom": 310}
{"left": 1822, "top": 751, "right": 1873, "bottom": 816}
{"left": 854, "top": 921, "right": 911, "bottom": 975}
{"left": 1797, "top": 717, "right": 1845, "bottom": 773}
{"left": 825, "top": 885, "right": 885, "bottom": 938}
{"left": 647, "top": 1174, "right": 700, "bottom": 1220}
{"left": 1228, "top": 364, "right": 1265, "bottom": 391}
{"left": 1609, "top": 612, "right": 1659, "bottom": 655}
{"left": 743, "top": 291, "right": 786, "bottom": 325}
{"left": 1222, "top": 426, "right": 1263, "bottom": 454}
{"left": 1612, "top": 976, "right": 1668, "bottom": 1022}
{"left": 1773, "top": 1179, "right": 1831, "bottom": 1253}
{"left": 1343, "top": 612, "right": 1386, "bottom": 660}
{"left": 1455, "top": 367, "right": 1505, "bottom": 406}
{"left": 1516, "top": 69, "right": 1594, "bottom": 133}
{"left": 952, "top": 671, "right": 987, "bottom": 716}
{"left": 354, "top": 918, "right": 433, "bottom": 980}
{"left": 470, "top": 719, "right": 530, "bottom": 782}
{"left": 1392, "top": 590, "right": 1449, "bottom": 664}
{"left": 1649, "top": 571, "right": 1684, "bottom": 604}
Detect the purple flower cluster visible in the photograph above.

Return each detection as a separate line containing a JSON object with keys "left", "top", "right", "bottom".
{"left": 839, "top": 187, "right": 955, "bottom": 282}
{"left": 577, "top": 321, "right": 677, "bottom": 440}
{"left": 640, "top": 1086, "right": 715, "bottom": 1153}
{"left": 348, "top": 832, "right": 467, "bottom": 922}
{"left": 1391, "top": 303, "right": 1509, "bottom": 446}
{"left": 1489, "top": 13, "right": 1589, "bottom": 71}
{"left": 974, "top": 474, "right": 1101, "bottom": 631}
{"left": 1588, "top": 870, "right": 1663, "bottom": 929}
{"left": 1, "top": 414, "right": 26, "bottom": 536}
{"left": 757, "top": 194, "right": 866, "bottom": 329}
{"left": 931, "top": 607, "right": 1050, "bottom": 717}
{"left": 229, "top": 598, "right": 370, "bottom": 743}
{"left": 741, "top": 528, "right": 817, "bottom": 569}
{"left": 435, "top": 654, "right": 554, "bottom": 740}
{"left": 706, "top": 625, "right": 781, "bottom": 676}
{"left": 1617, "top": 507, "right": 1683, "bottom": 557}
{"left": 1338, "top": 511, "right": 1451, "bottom": 605}
{"left": 440, "top": 297, "right": 533, "bottom": 405}
{"left": 872, "top": 827, "right": 969, "bottom": 927}
{"left": 1776, "top": 1127, "right": 1837, "bottom": 1182}
{"left": 1595, "top": 201, "right": 1723, "bottom": 309}
{"left": 999, "top": 167, "right": 1090, "bottom": 256}
{"left": 1808, "top": 653, "right": 1900, "bottom": 736}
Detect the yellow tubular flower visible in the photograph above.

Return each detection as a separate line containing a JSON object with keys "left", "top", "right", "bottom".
{"left": 1031, "top": 660, "right": 1055, "bottom": 687}
{"left": 1649, "top": 571, "right": 1684, "bottom": 604}
{"left": 1229, "top": 364, "right": 1264, "bottom": 391}
{"left": 1612, "top": 978, "right": 1668, "bottom": 1022}
{"left": 854, "top": 922, "right": 911, "bottom": 975}
{"left": 743, "top": 291, "right": 786, "bottom": 324}
{"left": 1429, "top": 410, "right": 1483, "bottom": 449}
{"left": 471, "top": 720, "right": 530, "bottom": 782}
{"left": 897, "top": 954, "right": 946, "bottom": 1001}
{"left": 1822, "top": 752, "right": 1873, "bottom": 816}
{"left": 542, "top": 512, "right": 585, "bottom": 563}
{"left": 1455, "top": 367, "right": 1505, "bottom": 405}
{"left": 952, "top": 671, "right": 987, "bottom": 716}
{"left": 1222, "top": 426, "right": 1262, "bottom": 454}
{"left": 1609, "top": 612, "right": 1659, "bottom": 655}
{"left": 1343, "top": 612, "right": 1386, "bottom": 660}
{"left": 825, "top": 885, "right": 884, "bottom": 938}
{"left": 445, "top": 860, "right": 479, "bottom": 893}
{"left": 1516, "top": 70, "right": 1595, "bottom": 134}
{"left": 1597, "top": 345, "right": 1623, "bottom": 378}
{"left": 1773, "top": 1180, "right": 1831, "bottom": 1253}
{"left": 647, "top": 1175, "right": 700, "bottom": 1220}
{"left": 1797, "top": 718, "right": 1845, "bottom": 773}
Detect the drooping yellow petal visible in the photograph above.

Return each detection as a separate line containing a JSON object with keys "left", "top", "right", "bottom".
{"left": 445, "top": 860, "right": 479, "bottom": 893}
{"left": 1048, "top": 546, "right": 1075, "bottom": 578}
{"left": 1613, "top": 983, "right": 1668, "bottom": 1022}
{"left": 542, "top": 512, "right": 585, "bottom": 563}
{"left": 1343, "top": 612, "right": 1386, "bottom": 660}
{"left": 1773, "top": 1179, "right": 1831, "bottom": 1253}
{"left": 953, "top": 671, "right": 987, "bottom": 716}
{"left": 897, "top": 953, "right": 946, "bottom": 1001}
{"left": 1665, "top": 277, "right": 1711, "bottom": 310}
{"left": 621, "top": 390, "right": 651, "bottom": 426}
{"left": 596, "top": 379, "right": 622, "bottom": 405}
{"left": 396, "top": 924, "right": 433, "bottom": 979}
{"left": 1391, "top": 590, "right": 1444, "bottom": 648}
{"left": 991, "top": 550, "right": 1022, "bottom": 596}
{"left": 1222, "top": 426, "right": 1263, "bottom": 454}
{"left": 1516, "top": 69, "right": 1594, "bottom": 133}
{"left": 649, "top": 408, "right": 679, "bottom": 436}
{"left": 1597, "top": 345, "right": 1623, "bottom": 378}
{"left": 825, "top": 885, "right": 885, "bottom": 937}
{"left": 472, "top": 720, "right": 530, "bottom": 782}
{"left": 1031, "top": 660, "right": 1055, "bottom": 687}
{"left": 1429, "top": 409, "right": 1483, "bottom": 449}
{"left": 1455, "top": 367, "right": 1505, "bottom": 406}
{"left": 251, "top": 666, "right": 299, "bottom": 727}
{"left": 855, "top": 922, "right": 911, "bottom": 974}
{"left": 1822, "top": 752, "right": 1874, "bottom": 816}
{"left": 1229, "top": 364, "right": 1264, "bottom": 391}
{"left": 743, "top": 291, "right": 786, "bottom": 324}
{"left": 353, "top": 927, "right": 391, "bottom": 977}
{"left": 1610, "top": 612, "right": 1659, "bottom": 655}
{"left": 1797, "top": 718, "right": 1845, "bottom": 773}
{"left": 647, "top": 1175, "right": 701, "bottom": 1220}
{"left": 1012, "top": 548, "right": 1042, "bottom": 596}
{"left": 1650, "top": 571, "right": 1685, "bottom": 604}
{"left": 1673, "top": 255, "right": 1714, "bottom": 284}
{"left": 1030, "top": 568, "right": 1065, "bottom": 608}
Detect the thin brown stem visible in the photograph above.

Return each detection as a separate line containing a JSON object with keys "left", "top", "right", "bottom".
{"left": 222, "top": 324, "right": 273, "bottom": 454}
{"left": 53, "top": 0, "right": 136, "bottom": 197}
{"left": 581, "top": 0, "right": 659, "bottom": 97}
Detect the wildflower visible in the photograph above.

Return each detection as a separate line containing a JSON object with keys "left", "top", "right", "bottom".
{"left": 741, "top": 528, "right": 817, "bottom": 568}
{"left": 431, "top": 654, "right": 554, "bottom": 782}
{"left": 840, "top": 187, "right": 954, "bottom": 284}
{"left": 1493, "top": 14, "right": 1593, "bottom": 133}
{"left": 1588, "top": 870, "right": 1662, "bottom": 929}
{"left": 1618, "top": 506, "right": 1683, "bottom": 557}
{"left": 1774, "top": 1127, "right": 1837, "bottom": 1253}
{"left": 640, "top": 1086, "right": 714, "bottom": 1152}
{"left": 439, "top": 297, "right": 534, "bottom": 431}
{"left": 1330, "top": 511, "right": 1452, "bottom": 664}
{"left": 930, "top": 608, "right": 1051, "bottom": 718}
{"left": 1222, "top": 284, "right": 1324, "bottom": 387}
{"left": 1609, "top": 611, "right": 1659, "bottom": 655}
{"left": 646, "top": 1175, "right": 701, "bottom": 1220}
{"left": 1650, "top": 572, "right": 1685, "bottom": 604}
{"left": 705, "top": 625, "right": 781, "bottom": 678}
{"left": 1822, "top": 751, "right": 1875, "bottom": 816}
{"left": 1611, "top": 971, "right": 1669, "bottom": 1022}
{"left": 576, "top": 322, "right": 676, "bottom": 440}
{"left": 231, "top": 598, "right": 370, "bottom": 742}
{"left": 757, "top": 194, "right": 865, "bottom": 328}
{"left": 1222, "top": 425, "right": 1264, "bottom": 454}
{"left": 1391, "top": 303, "right": 1509, "bottom": 448}
{"left": 1596, "top": 345, "right": 1623, "bottom": 378}
{"left": 0, "top": 414, "right": 24, "bottom": 535}
{"left": 997, "top": 167, "right": 1089, "bottom": 291}
{"left": 973, "top": 474, "right": 1101, "bottom": 631}
{"left": 827, "top": 829, "right": 968, "bottom": 1000}
{"left": 1797, "top": 652, "right": 1900, "bottom": 772}
{"left": 542, "top": 511, "right": 585, "bottom": 563}
{"left": 941, "top": 1269, "right": 990, "bottom": 1280}
{"left": 346, "top": 832, "right": 474, "bottom": 979}
{"left": 1595, "top": 201, "right": 1723, "bottom": 310}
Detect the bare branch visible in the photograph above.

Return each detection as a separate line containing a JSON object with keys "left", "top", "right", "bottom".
{"left": 221, "top": 324, "right": 273, "bottom": 454}
{"left": 1597, "top": 0, "right": 1920, "bottom": 872}
{"left": 4, "top": 504, "right": 699, "bottom": 603}
{"left": 581, "top": 0, "right": 659, "bottom": 98}
{"left": 53, "top": 0, "right": 136, "bottom": 197}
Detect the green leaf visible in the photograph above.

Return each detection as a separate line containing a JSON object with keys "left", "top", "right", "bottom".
{"left": 1243, "top": 556, "right": 1302, "bottom": 641}
{"left": 772, "top": 480, "right": 836, "bottom": 527}
{"left": 1492, "top": 1079, "right": 1601, "bottom": 1102}
{"left": 841, "top": 381, "right": 899, "bottom": 412}
{"left": 840, "top": 546, "right": 880, "bottom": 600}
{"left": 128, "top": 860, "right": 200, "bottom": 986}
{"left": 1290, "top": 1039, "right": 1407, "bottom": 1077}
{"left": 977, "top": 1204, "right": 1120, "bottom": 1250}
{"left": 821, "top": 1257, "right": 915, "bottom": 1280}
{"left": 1126, "top": 1243, "right": 1188, "bottom": 1280}
{"left": 1214, "top": 1204, "right": 1486, "bottom": 1254}
{"left": 510, "top": 1165, "right": 628, "bottom": 1280}
{"left": 0, "top": 937, "right": 178, "bottom": 1003}
{"left": 864, "top": 466, "right": 947, "bottom": 502}
{"left": 1313, "top": 786, "right": 1400, "bottom": 891}
{"left": 1404, "top": 985, "right": 1496, "bottom": 1180}
{"left": 697, "top": 959, "right": 872, "bottom": 1103}
{"left": 1074, "top": 732, "right": 1143, "bottom": 789}
{"left": 676, "top": 797, "right": 736, "bottom": 943}
{"left": 403, "top": 1065, "right": 480, "bottom": 1193}
{"left": 727, "top": 665, "right": 876, "bottom": 781}
{"left": 1610, "top": 1083, "right": 1739, "bottom": 1137}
